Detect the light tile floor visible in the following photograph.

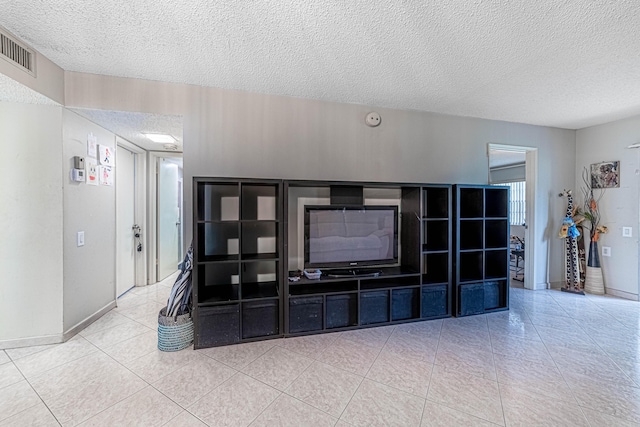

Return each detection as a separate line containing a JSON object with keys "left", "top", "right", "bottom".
{"left": 2, "top": 275, "right": 640, "bottom": 426}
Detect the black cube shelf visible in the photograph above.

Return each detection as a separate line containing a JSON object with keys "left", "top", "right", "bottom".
{"left": 194, "top": 179, "right": 508, "bottom": 348}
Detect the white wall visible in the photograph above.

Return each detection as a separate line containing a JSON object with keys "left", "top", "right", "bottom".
{"left": 576, "top": 116, "right": 640, "bottom": 299}
{"left": 65, "top": 73, "right": 577, "bottom": 289}
{"left": 62, "top": 109, "right": 117, "bottom": 332}
{"left": 0, "top": 102, "right": 64, "bottom": 346}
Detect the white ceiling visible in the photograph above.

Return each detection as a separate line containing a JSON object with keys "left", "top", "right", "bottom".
{"left": 488, "top": 149, "right": 526, "bottom": 169}
{"left": 2, "top": 1, "right": 640, "bottom": 129}
{"left": 70, "top": 109, "right": 183, "bottom": 152}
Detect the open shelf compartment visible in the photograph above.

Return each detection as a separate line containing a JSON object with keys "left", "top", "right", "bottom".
{"left": 423, "top": 220, "right": 449, "bottom": 251}
{"left": 198, "top": 183, "right": 240, "bottom": 221}
{"left": 423, "top": 187, "right": 449, "bottom": 219}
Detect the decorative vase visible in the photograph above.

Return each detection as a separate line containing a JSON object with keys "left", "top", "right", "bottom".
{"left": 584, "top": 241, "right": 605, "bottom": 295}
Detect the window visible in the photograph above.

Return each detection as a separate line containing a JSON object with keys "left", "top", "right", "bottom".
{"left": 492, "top": 181, "right": 525, "bottom": 226}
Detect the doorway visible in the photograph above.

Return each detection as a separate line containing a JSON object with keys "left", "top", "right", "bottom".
{"left": 157, "top": 157, "right": 183, "bottom": 281}
{"left": 116, "top": 145, "right": 137, "bottom": 297}
{"left": 488, "top": 144, "right": 538, "bottom": 290}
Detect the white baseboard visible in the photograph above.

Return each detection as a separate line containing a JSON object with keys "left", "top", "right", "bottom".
{"left": 63, "top": 301, "right": 117, "bottom": 341}
{"left": 605, "top": 288, "right": 639, "bottom": 301}
{"left": 524, "top": 281, "right": 550, "bottom": 290}
{"left": 0, "top": 334, "right": 63, "bottom": 350}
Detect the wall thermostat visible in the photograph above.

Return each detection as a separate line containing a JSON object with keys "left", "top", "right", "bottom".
{"left": 71, "top": 168, "right": 85, "bottom": 182}
{"left": 365, "top": 112, "right": 381, "bottom": 127}
{"left": 73, "top": 156, "right": 85, "bottom": 169}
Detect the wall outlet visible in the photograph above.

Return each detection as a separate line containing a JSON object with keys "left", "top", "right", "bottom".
{"left": 622, "top": 227, "right": 632, "bottom": 237}
{"left": 602, "top": 246, "right": 611, "bottom": 257}
{"left": 77, "top": 231, "right": 85, "bottom": 247}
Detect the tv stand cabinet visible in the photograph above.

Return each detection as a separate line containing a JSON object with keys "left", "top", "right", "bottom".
{"left": 283, "top": 181, "right": 452, "bottom": 336}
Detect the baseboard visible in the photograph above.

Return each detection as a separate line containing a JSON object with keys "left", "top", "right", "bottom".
{"left": 549, "top": 281, "right": 564, "bottom": 289}
{"left": 63, "top": 301, "right": 117, "bottom": 342}
{"left": 0, "top": 334, "right": 63, "bottom": 350}
{"left": 532, "top": 281, "right": 550, "bottom": 290}
{"left": 605, "top": 288, "right": 639, "bottom": 301}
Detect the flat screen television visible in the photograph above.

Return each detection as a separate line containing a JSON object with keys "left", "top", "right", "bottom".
{"left": 304, "top": 205, "right": 398, "bottom": 269}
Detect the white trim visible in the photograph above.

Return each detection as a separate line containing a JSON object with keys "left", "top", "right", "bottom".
{"left": 605, "top": 288, "right": 639, "bottom": 301}
{"left": 116, "top": 136, "right": 148, "bottom": 288}
{"left": 63, "top": 301, "right": 117, "bottom": 340}
{"left": 524, "top": 149, "right": 538, "bottom": 291}
{"left": 147, "top": 151, "right": 183, "bottom": 284}
{"left": 0, "top": 334, "right": 63, "bottom": 350}
{"left": 488, "top": 143, "right": 538, "bottom": 291}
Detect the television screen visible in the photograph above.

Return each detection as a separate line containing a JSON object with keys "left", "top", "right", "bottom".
{"left": 304, "top": 205, "right": 398, "bottom": 268}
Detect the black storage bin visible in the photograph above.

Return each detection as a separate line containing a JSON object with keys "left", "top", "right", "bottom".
{"left": 392, "top": 288, "right": 419, "bottom": 321}
{"left": 242, "top": 299, "right": 279, "bottom": 339}
{"left": 197, "top": 304, "right": 240, "bottom": 347}
{"left": 326, "top": 294, "right": 357, "bottom": 329}
{"left": 422, "top": 285, "right": 448, "bottom": 318}
{"left": 289, "top": 296, "right": 323, "bottom": 333}
{"left": 459, "top": 283, "right": 485, "bottom": 316}
{"left": 360, "top": 290, "right": 389, "bottom": 325}
{"left": 484, "top": 281, "right": 502, "bottom": 310}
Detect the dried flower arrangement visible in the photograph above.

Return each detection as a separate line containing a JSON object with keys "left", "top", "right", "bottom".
{"left": 576, "top": 167, "right": 608, "bottom": 242}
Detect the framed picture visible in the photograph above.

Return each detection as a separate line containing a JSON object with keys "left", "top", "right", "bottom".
{"left": 590, "top": 161, "right": 620, "bottom": 188}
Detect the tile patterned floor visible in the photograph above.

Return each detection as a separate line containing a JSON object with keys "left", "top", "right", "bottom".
{"left": 2, "top": 276, "right": 640, "bottom": 426}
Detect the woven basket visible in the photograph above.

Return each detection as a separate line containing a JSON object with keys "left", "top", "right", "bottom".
{"left": 158, "top": 308, "right": 194, "bottom": 352}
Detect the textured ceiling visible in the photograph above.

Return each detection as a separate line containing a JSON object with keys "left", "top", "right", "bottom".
{"left": 71, "top": 109, "right": 183, "bottom": 152}
{"left": 0, "top": 73, "right": 58, "bottom": 105}
{"left": 2, "top": 1, "right": 640, "bottom": 129}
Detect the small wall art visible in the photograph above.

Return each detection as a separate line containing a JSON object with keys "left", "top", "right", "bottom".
{"left": 86, "top": 158, "right": 98, "bottom": 186}
{"left": 99, "top": 165, "right": 114, "bottom": 186}
{"left": 590, "top": 160, "right": 620, "bottom": 188}
{"left": 87, "top": 133, "right": 97, "bottom": 158}
{"left": 98, "top": 145, "right": 114, "bottom": 167}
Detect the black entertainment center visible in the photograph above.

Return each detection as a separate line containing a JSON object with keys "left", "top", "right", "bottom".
{"left": 192, "top": 178, "right": 509, "bottom": 349}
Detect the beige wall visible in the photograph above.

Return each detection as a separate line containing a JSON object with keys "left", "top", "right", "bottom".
{"left": 0, "top": 102, "right": 64, "bottom": 346}
{"left": 65, "top": 72, "right": 576, "bottom": 289}
{"left": 62, "top": 109, "right": 117, "bottom": 332}
{"left": 0, "top": 43, "right": 64, "bottom": 104}
{"left": 576, "top": 117, "right": 640, "bottom": 299}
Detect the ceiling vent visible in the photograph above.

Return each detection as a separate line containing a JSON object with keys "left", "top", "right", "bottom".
{"left": 0, "top": 28, "right": 36, "bottom": 76}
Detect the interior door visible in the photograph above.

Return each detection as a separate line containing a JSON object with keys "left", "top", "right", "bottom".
{"left": 157, "top": 157, "right": 183, "bottom": 281}
{"left": 116, "top": 146, "right": 136, "bottom": 297}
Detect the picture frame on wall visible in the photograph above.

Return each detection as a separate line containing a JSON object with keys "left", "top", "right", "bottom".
{"left": 590, "top": 160, "right": 620, "bottom": 188}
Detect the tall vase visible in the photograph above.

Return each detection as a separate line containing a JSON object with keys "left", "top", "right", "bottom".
{"left": 584, "top": 241, "right": 605, "bottom": 295}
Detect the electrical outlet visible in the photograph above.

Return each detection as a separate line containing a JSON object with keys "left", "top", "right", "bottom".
{"left": 622, "top": 227, "right": 632, "bottom": 237}
{"left": 602, "top": 246, "right": 611, "bottom": 257}
{"left": 77, "top": 231, "right": 85, "bottom": 247}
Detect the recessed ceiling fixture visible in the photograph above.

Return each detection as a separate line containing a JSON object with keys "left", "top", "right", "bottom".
{"left": 144, "top": 133, "right": 175, "bottom": 143}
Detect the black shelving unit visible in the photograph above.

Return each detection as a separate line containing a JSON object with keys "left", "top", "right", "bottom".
{"left": 193, "top": 178, "right": 283, "bottom": 348}
{"left": 192, "top": 178, "right": 507, "bottom": 347}
{"left": 453, "top": 185, "right": 509, "bottom": 316}
{"left": 420, "top": 185, "right": 452, "bottom": 319}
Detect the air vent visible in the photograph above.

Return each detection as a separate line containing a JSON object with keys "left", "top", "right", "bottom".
{"left": 0, "top": 29, "right": 35, "bottom": 76}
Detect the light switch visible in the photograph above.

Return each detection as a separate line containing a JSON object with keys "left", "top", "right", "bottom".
{"left": 77, "top": 231, "right": 85, "bottom": 247}
{"left": 622, "top": 227, "right": 632, "bottom": 237}
{"left": 602, "top": 246, "right": 611, "bottom": 257}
